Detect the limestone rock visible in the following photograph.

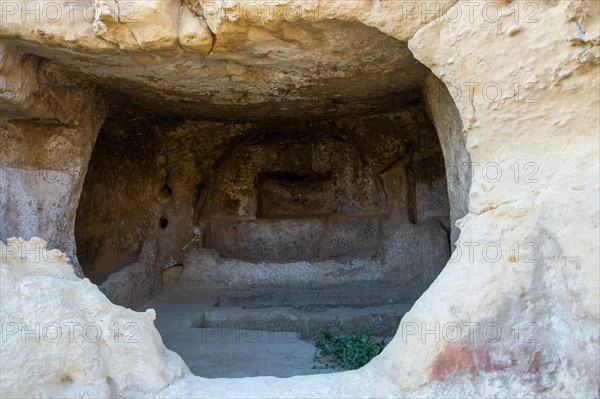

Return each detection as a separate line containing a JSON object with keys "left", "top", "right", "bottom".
{"left": 178, "top": 6, "right": 214, "bottom": 55}
{"left": 93, "top": 0, "right": 180, "bottom": 51}
{"left": 0, "top": 238, "right": 188, "bottom": 398}
{"left": 0, "top": 0, "right": 598, "bottom": 398}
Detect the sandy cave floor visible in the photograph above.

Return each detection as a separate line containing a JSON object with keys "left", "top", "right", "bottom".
{"left": 143, "top": 286, "right": 401, "bottom": 378}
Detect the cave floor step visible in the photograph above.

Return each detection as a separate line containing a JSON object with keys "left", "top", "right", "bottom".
{"left": 143, "top": 285, "right": 411, "bottom": 378}
{"left": 144, "top": 285, "right": 414, "bottom": 339}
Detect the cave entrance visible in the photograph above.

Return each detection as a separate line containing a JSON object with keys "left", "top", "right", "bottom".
{"left": 75, "top": 107, "right": 453, "bottom": 376}
{"left": 74, "top": 20, "right": 467, "bottom": 378}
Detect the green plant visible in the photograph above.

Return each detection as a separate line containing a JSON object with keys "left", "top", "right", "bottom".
{"left": 313, "top": 324, "right": 386, "bottom": 370}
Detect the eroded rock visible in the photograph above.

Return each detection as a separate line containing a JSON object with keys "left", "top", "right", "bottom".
{"left": 0, "top": 0, "right": 598, "bottom": 398}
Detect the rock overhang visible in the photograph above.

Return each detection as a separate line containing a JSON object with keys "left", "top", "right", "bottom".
{"left": 0, "top": 0, "right": 599, "bottom": 398}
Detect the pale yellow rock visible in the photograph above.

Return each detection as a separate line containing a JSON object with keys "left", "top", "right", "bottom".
{"left": 178, "top": 5, "right": 214, "bottom": 55}
{"left": 0, "top": 238, "right": 189, "bottom": 398}
{"left": 0, "top": 0, "right": 598, "bottom": 398}
{"left": 92, "top": 0, "right": 180, "bottom": 51}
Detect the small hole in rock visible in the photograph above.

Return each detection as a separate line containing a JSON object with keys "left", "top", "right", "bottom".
{"left": 161, "top": 184, "right": 172, "bottom": 196}
{"left": 159, "top": 217, "right": 168, "bottom": 229}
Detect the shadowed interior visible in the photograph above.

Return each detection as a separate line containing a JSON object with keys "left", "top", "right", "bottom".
{"left": 70, "top": 20, "right": 467, "bottom": 378}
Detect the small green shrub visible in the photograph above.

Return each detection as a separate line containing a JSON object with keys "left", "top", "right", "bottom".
{"left": 313, "top": 324, "right": 386, "bottom": 370}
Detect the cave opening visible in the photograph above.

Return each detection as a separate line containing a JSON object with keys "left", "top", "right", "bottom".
{"left": 73, "top": 20, "right": 468, "bottom": 378}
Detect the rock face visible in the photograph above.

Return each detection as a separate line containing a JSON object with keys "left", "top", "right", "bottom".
{"left": 0, "top": 38, "right": 109, "bottom": 277}
{"left": 1, "top": 0, "right": 599, "bottom": 398}
{"left": 0, "top": 238, "right": 188, "bottom": 397}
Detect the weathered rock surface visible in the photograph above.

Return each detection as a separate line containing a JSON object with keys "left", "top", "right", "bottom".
{"left": 0, "top": 0, "right": 599, "bottom": 398}
{"left": 0, "top": 61, "right": 106, "bottom": 275}
{"left": 0, "top": 238, "right": 188, "bottom": 397}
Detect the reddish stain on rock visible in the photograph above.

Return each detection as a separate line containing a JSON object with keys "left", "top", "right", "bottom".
{"left": 475, "top": 345, "right": 491, "bottom": 370}
{"left": 527, "top": 350, "right": 542, "bottom": 373}
{"left": 430, "top": 343, "right": 476, "bottom": 381}
{"left": 475, "top": 345, "right": 513, "bottom": 371}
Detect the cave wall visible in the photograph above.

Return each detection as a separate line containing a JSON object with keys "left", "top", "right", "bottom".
{"left": 202, "top": 135, "right": 389, "bottom": 262}
{"left": 74, "top": 106, "right": 451, "bottom": 306}
{"left": 423, "top": 73, "right": 471, "bottom": 247}
{"left": 0, "top": 48, "right": 106, "bottom": 276}
{"left": 75, "top": 118, "right": 164, "bottom": 283}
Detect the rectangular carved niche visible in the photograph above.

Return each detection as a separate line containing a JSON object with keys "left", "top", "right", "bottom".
{"left": 257, "top": 172, "right": 334, "bottom": 218}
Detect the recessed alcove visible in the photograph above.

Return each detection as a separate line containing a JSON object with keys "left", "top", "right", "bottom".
{"left": 74, "top": 100, "right": 460, "bottom": 376}
{"left": 71, "top": 19, "right": 469, "bottom": 378}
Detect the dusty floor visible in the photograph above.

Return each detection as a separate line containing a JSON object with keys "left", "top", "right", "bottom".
{"left": 144, "top": 286, "right": 404, "bottom": 378}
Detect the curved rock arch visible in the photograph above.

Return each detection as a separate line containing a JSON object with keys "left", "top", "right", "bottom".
{"left": 1, "top": 1, "right": 598, "bottom": 398}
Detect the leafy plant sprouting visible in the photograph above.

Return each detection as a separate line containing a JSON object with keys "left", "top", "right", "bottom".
{"left": 313, "top": 324, "right": 386, "bottom": 370}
